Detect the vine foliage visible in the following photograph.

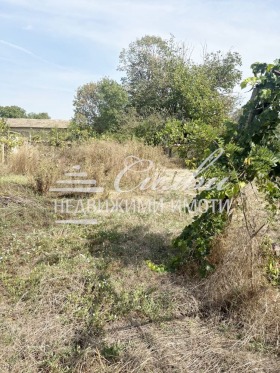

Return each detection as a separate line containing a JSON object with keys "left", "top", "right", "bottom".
{"left": 172, "top": 60, "right": 280, "bottom": 275}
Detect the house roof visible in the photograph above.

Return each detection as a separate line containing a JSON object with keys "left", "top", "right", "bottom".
{"left": 6, "top": 118, "right": 70, "bottom": 129}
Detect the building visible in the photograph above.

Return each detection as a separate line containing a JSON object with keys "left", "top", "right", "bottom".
{"left": 6, "top": 118, "right": 70, "bottom": 138}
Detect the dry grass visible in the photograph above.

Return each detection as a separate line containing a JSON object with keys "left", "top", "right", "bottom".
{"left": 7, "top": 144, "right": 41, "bottom": 175}
{"left": 7, "top": 139, "right": 176, "bottom": 194}
{"left": 198, "top": 183, "right": 280, "bottom": 351}
{"left": 1, "top": 142, "right": 280, "bottom": 372}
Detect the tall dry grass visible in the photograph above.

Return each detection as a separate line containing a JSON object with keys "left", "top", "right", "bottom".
{"left": 198, "top": 183, "right": 280, "bottom": 351}
{"left": 7, "top": 139, "right": 174, "bottom": 194}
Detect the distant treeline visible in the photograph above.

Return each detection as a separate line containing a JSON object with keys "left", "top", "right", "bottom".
{"left": 0, "top": 105, "right": 50, "bottom": 119}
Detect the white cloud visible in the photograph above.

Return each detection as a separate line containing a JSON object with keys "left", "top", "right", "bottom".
{"left": 2, "top": 0, "right": 279, "bottom": 64}
{"left": 0, "top": 39, "right": 39, "bottom": 57}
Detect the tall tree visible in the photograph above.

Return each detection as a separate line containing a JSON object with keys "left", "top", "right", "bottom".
{"left": 200, "top": 50, "right": 242, "bottom": 92}
{"left": 73, "top": 78, "right": 129, "bottom": 133}
{"left": 118, "top": 35, "right": 242, "bottom": 123}
{"left": 118, "top": 35, "right": 187, "bottom": 117}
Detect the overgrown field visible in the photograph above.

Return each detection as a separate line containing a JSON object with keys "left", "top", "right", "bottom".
{"left": 0, "top": 140, "right": 279, "bottom": 372}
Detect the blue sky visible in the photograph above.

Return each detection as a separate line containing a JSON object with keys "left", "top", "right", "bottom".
{"left": 0, "top": 0, "right": 279, "bottom": 119}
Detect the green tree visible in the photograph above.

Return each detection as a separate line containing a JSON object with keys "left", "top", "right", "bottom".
{"left": 73, "top": 78, "right": 129, "bottom": 133}
{"left": 27, "top": 112, "right": 50, "bottom": 119}
{"left": 0, "top": 106, "right": 50, "bottom": 119}
{"left": 118, "top": 35, "right": 242, "bottom": 122}
{"left": 172, "top": 64, "right": 230, "bottom": 125}
{"left": 198, "top": 50, "right": 242, "bottom": 119}
{"left": 118, "top": 35, "right": 242, "bottom": 151}
{"left": 132, "top": 58, "right": 239, "bottom": 156}
{"left": 118, "top": 35, "right": 187, "bottom": 117}
{"left": 0, "top": 105, "right": 27, "bottom": 118}
{"left": 200, "top": 50, "right": 242, "bottom": 92}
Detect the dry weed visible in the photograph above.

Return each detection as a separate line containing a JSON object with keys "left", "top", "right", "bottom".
{"left": 199, "top": 183, "right": 280, "bottom": 351}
